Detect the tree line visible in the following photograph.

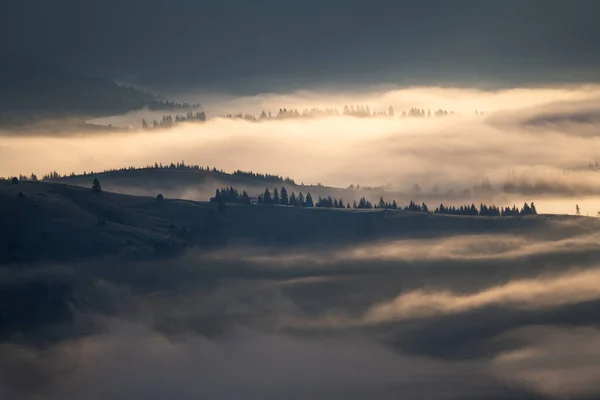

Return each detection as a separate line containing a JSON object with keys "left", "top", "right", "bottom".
{"left": 221, "top": 105, "right": 460, "bottom": 122}
{"left": 141, "top": 111, "right": 207, "bottom": 130}
{"left": 29, "top": 161, "right": 296, "bottom": 186}
{"left": 209, "top": 185, "right": 538, "bottom": 217}
{"left": 136, "top": 105, "right": 475, "bottom": 127}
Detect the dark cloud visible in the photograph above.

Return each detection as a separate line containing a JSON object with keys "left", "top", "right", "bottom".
{"left": 1, "top": 0, "right": 599, "bottom": 93}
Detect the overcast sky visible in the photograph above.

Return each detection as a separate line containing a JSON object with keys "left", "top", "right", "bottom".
{"left": 2, "top": 0, "right": 600, "bottom": 93}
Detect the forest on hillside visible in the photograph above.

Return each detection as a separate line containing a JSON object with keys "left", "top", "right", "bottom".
{"left": 209, "top": 185, "right": 538, "bottom": 217}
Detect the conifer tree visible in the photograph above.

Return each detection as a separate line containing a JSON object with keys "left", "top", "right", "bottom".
{"left": 298, "top": 192, "right": 305, "bottom": 207}
{"left": 305, "top": 193, "right": 314, "bottom": 207}
{"left": 264, "top": 188, "right": 272, "bottom": 204}
{"left": 280, "top": 186, "right": 289, "bottom": 205}
{"left": 530, "top": 202, "right": 537, "bottom": 214}
{"left": 92, "top": 178, "right": 102, "bottom": 192}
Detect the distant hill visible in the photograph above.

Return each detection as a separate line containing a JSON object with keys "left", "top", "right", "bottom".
{"left": 0, "top": 54, "right": 194, "bottom": 127}
{"left": 47, "top": 166, "right": 501, "bottom": 207}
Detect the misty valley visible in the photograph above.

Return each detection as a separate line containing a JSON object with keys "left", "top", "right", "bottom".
{"left": 3, "top": 156, "right": 600, "bottom": 399}
{"left": 3, "top": 4, "right": 600, "bottom": 397}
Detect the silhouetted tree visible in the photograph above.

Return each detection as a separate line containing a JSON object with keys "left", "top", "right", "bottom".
{"left": 327, "top": 196, "right": 334, "bottom": 208}
{"left": 272, "top": 187, "right": 280, "bottom": 204}
{"left": 280, "top": 186, "right": 289, "bottom": 205}
{"left": 263, "top": 188, "right": 272, "bottom": 204}
{"left": 576, "top": 204, "right": 581, "bottom": 215}
{"left": 156, "top": 193, "right": 164, "bottom": 201}
{"left": 241, "top": 191, "right": 251, "bottom": 205}
{"left": 11, "top": 177, "right": 18, "bottom": 184}
{"left": 305, "top": 193, "right": 314, "bottom": 207}
{"left": 297, "top": 192, "right": 305, "bottom": 207}
{"left": 92, "top": 178, "right": 101, "bottom": 192}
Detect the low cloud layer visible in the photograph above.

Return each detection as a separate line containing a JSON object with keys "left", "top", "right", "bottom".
{"left": 4, "top": 222, "right": 600, "bottom": 399}
{"left": 3, "top": 86, "right": 600, "bottom": 214}
{"left": 364, "top": 267, "right": 600, "bottom": 324}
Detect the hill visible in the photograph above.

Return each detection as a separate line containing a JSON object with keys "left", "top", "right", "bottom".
{"left": 0, "top": 54, "right": 193, "bottom": 127}
{"left": 49, "top": 166, "right": 495, "bottom": 207}
{"left": 0, "top": 180, "right": 591, "bottom": 265}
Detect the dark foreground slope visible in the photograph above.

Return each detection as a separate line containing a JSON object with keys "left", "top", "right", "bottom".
{"left": 4, "top": 181, "right": 600, "bottom": 400}
{"left": 0, "top": 180, "right": 594, "bottom": 265}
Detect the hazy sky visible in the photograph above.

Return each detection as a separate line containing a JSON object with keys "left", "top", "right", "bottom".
{"left": 2, "top": 0, "right": 600, "bottom": 93}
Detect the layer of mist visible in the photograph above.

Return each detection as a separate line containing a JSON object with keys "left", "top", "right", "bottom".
{"left": 3, "top": 86, "right": 600, "bottom": 214}
{"left": 3, "top": 220, "right": 600, "bottom": 399}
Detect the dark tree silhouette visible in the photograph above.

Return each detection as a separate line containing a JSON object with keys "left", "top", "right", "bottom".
{"left": 305, "top": 193, "right": 314, "bottom": 207}
{"left": 297, "top": 192, "right": 305, "bottom": 207}
{"left": 92, "top": 178, "right": 102, "bottom": 192}
{"left": 156, "top": 193, "right": 164, "bottom": 201}
{"left": 280, "top": 186, "right": 289, "bottom": 205}
{"left": 11, "top": 177, "right": 18, "bottom": 184}
{"left": 241, "top": 191, "right": 251, "bottom": 205}
{"left": 263, "top": 188, "right": 272, "bottom": 204}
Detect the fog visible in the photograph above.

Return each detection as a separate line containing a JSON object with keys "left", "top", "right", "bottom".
{"left": 4, "top": 218, "right": 600, "bottom": 399}
{"left": 3, "top": 85, "right": 600, "bottom": 215}
{"left": 0, "top": 86, "right": 600, "bottom": 194}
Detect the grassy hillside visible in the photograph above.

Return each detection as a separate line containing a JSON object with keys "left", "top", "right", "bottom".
{"left": 0, "top": 180, "right": 591, "bottom": 265}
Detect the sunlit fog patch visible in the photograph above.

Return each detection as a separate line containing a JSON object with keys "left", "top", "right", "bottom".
{"left": 284, "top": 267, "right": 600, "bottom": 330}
{"left": 363, "top": 267, "right": 600, "bottom": 324}
{"left": 3, "top": 85, "right": 600, "bottom": 214}
{"left": 207, "top": 230, "right": 600, "bottom": 267}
